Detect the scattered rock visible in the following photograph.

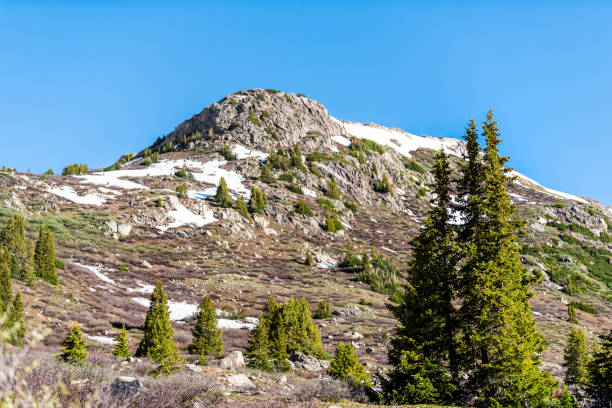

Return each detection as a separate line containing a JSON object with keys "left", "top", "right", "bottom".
{"left": 220, "top": 351, "right": 246, "bottom": 370}
{"left": 279, "top": 374, "right": 287, "bottom": 385}
{"left": 365, "top": 347, "right": 374, "bottom": 354}
{"left": 289, "top": 351, "right": 330, "bottom": 372}
{"left": 227, "top": 373, "right": 255, "bottom": 389}
{"left": 118, "top": 224, "right": 132, "bottom": 236}
{"left": 186, "top": 363, "right": 202, "bottom": 372}
{"left": 105, "top": 220, "right": 118, "bottom": 233}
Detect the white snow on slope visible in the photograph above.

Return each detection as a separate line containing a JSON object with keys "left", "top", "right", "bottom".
{"left": 74, "top": 263, "right": 116, "bottom": 285}
{"left": 48, "top": 186, "right": 107, "bottom": 206}
{"left": 336, "top": 119, "right": 465, "bottom": 158}
{"left": 332, "top": 135, "right": 351, "bottom": 147}
{"left": 86, "top": 335, "right": 118, "bottom": 345}
{"left": 77, "top": 159, "right": 252, "bottom": 196}
{"left": 302, "top": 187, "right": 317, "bottom": 197}
{"left": 510, "top": 171, "right": 588, "bottom": 204}
{"left": 232, "top": 144, "right": 269, "bottom": 160}
{"left": 157, "top": 203, "right": 216, "bottom": 232}
{"left": 127, "top": 282, "right": 155, "bottom": 294}
{"left": 130, "top": 297, "right": 256, "bottom": 328}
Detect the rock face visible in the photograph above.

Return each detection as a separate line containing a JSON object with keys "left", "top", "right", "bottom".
{"left": 220, "top": 351, "right": 246, "bottom": 370}
{"left": 289, "top": 351, "right": 330, "bottom": 372}
{"left": 226, "top": 373, "right": 255, "bottom": 389}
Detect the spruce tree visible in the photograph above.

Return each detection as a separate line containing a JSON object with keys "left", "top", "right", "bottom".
{"left": 325, "top": 178, "right": 340, "bottom": 199}
{"left": 587, "top": 330, "right": 612, "bottom": 405}
{"left": 214, "top": 177, "right": 232, "bottom": 208}
{"left": 234, "top": 196, "right": 249, "bottom": 218}
{"left": 57, "top": 322, "right": 88, "bottom": 364}
{"left": 460, "top": 110, "right": 557, "bottom": 406}
{"left": 0, "top": 259, "right": 11, "bottom": 314}
{"left": 113, "top": 325, "right": 131, "bottom": 358}
{"left": 290, "top": 145, "right": 305, "bottom": 170}
{"left": 5, "top": 292, "right": 24, "bottom": 347}
{"left": 329, "top": 342, "right": 371, "bottom": 386}
{"left": 34, "top": 226, "right": 58, "bottom": 285}
{"left": 305, "top": 250, "right": 314, "bottom": 266}
{"left": 136, "top": 280, "right": 181, "bottom": 366}
{"left": 563, "top": 327, "right": 588, "bottom": 387}
{"left": 1, "top": 216, "right": 33, "bottom": 282}
{"left": 249, "top": 186, "right": 267, "bottom": 214}
{"left": 246, "top": 315, "right": 272, "bottom": 371}
{"left": 385, "top": 149, "right": 459, "bottom": 404}
{"left": 568, "top": 304, "right": 578, "bottom": 324}
{"left": 188, "top": 295, "right": 223, "bottom": 365}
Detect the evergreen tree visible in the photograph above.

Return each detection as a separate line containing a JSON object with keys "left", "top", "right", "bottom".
{"left": 57, "top": 322, "right": 88, "bottom": 364}
{"left": 385, "top": 150, "right": 459, "bottom": 404}
{"left": 568, "top": 304, "right": 578, "bottom": 324}
{"left": 587, "top": 330, "right": 612, "bottom": 405}
{"left": 325, "top": 210, "right": 343, "bottom": 233}
{"left": 304, "top": 250, "right": 314, "bottom": 266}
{"left": 113, "top": 325, "right": 131, "bottom": 358}
{"left": 374, "top": 173, "right": 392, "bottom": 193}
{"left": 249, "top": 186, "right": 267, "bottom": 214}
{"left": 1, "top": 216, "right": 33, "bottom": 282}
{"left": 563, "top": 327, "right": 588, "bottom": 387}
{"left": 5, "top": 292, "right": 24, "bottom": 347}
{"left": 214, "top": 177, "right": 232, "bottom": 208}
{"left": 136, "top": 280, "right": 181, "bottom": 366}
{"left": 313, "top": 300, "right": 331, "bottom": 319}
{"left": 234, "top": 196, "right": 249, "bottom": 218}
{"left": 460, "top": 110, "right": 557, "bottom": 406}
{"left": 0, "top": 259, "right": 11, "bottom": 314}
{"left": 325, "top": 178, "right": 341, "bottom": 199}
{"left": 259, "top": 163, "right": 276, "bottom": 184}
{"left": 246, "top": 315, "right": 272, "bottom": 371}
{"left": 188, "top": 295, "right": 223, "bottom": 365}
{"left": 329, "top": 342, "right": 371, "bottom": 386}
{"left": 290, "top": 145, "right": 305, "bottom": 170}
{"left": 34, "top": 226, "right": 58, "bottom": 285}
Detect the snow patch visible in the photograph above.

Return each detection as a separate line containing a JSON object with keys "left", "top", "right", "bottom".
{"left": 511, "top": 171, "right": 588, "bottom": 204}
{"left": 86, "top": 335, "right": 118, "bottom": 345}
{"left": 317, "top": 263, "right": 336, "bottom": 269}
{"left": 127, "top": 282, "right": 154, "bottom": 294}
{"left": 264, "top": 228, "right": 278, "bottom": 236}
{"left": 232, "top": 145, "right": 269, "bottom": 161}
{"left": 302, "top": 188, "right": 317, "bottom": 197}
{"left": 338, "top": 120, "right": 464, "bottom": 158}
{"left": 74, "top": 263, "right": 116, "bottom": 285}
{"left": 332, "top": 135, "right": 351, "bottom": 147}
{"left": 48, "top": 186, "right": 106, "bottom": 206}
{"left": 157, "top": 203, "right": 216, "bottom": 232}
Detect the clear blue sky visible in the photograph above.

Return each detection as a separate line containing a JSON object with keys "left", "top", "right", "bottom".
{"left": 1, "top": 1, "right": 611, "bottom": 205}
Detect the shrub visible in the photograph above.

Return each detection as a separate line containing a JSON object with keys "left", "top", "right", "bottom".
{"left": 62, "top": 164, "right": 88, "bottom": 176}
{"left": 113, "top": 325, "right": 131, "bottom": 358}
{"left": 119, "top": 263, "right": 129, "bottom": 272}
{"left": 325, "top": 178, "right": 341, "bottom": 199}
{"left": 247, "top": 110, "right": 262, "bottom": 126}
{"left": 294, "top": 200, "right": 313, "bottom": 216}
{"left": 259, "top": 163, "right": 276, "bottom": 184}
{"left": 317, "top": 198, "right": 335, "bottom": 211}
{"left": 404, "top": 159, "right": 425, "bottom": 173}
{"left": 374, "top": 173, "right": 392, "bottom": 193}
{"left": 329, "top": 342, "right": 371, "bottom": 386}
{"left": 229, "top": 98, "right": 238, "bottom": 105}
{"left": 284, "top": 94, "right": 294, "bottom": 104}
{"left": 287, "top": 184, "right": 304, "bottom": 195}
{"left": 175, "top": 182, "right": 189, "bottom": 199}
{"left": 569, "top": 301, "right": 598, "bottom": 314}
{"left": 265, "top": 88, "right": 280, "bottom": 94}
{"left": 601, "top": 232, "right": 612, "bottom": 243}
{"left": 343, "top": 201, "right": 357, "bottom": 212}
{"left": 553, "top": 202, "right": 566, "bottom": 208}
{"left": 44, "top": 168, "right": 55, "bottom": 175}
{"left": 234, "top": 196, "right": 249, "bottom": 218}
{"left": 278, "top": 173, "right": 295, "bottom": 182}
{"left": 326, "top": 210, "right": 343, "bottom": 232}
{"left": 174, "top": 166, "right": 192, "bottom": 179}
{"left": 568, "top": 304, "right": 578, "bottom": 324}
{"left": 156, "top": 197, "right": 163, "bottom": 208}
{"left": 313, "top": 300, "right": 332, "bottom": 319}
{"left": 305, "top": 250, "right": 314, "bottom": 266}
{"left": 220, "top": 145, "right": 237, "bottom": 161}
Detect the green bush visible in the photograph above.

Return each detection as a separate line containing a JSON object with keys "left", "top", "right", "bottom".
{"left": 569, "top": 301, "right": 598, "bottom": 315}
{"left": 325, "top": 179, "right": 341, "bottom": 199}
{"left": 62, "top": 164, "right": 88, "bottom": 176}
{"left": 404, "top": 159, "right": 425, "bottom": 173}
{"left": 294, "top": 200, "right": 313, "bottom": 216}
{"left": 374, "top": 174, "right": 392, "bottom": 193}
{"left": 343, "top": 201, "right": 357, "bottom": 212}
{"left": 325, "top": 210, "right": 343, "bottom": 232}
{"left": 286, "top": 184, "right": 303, "bottom": 195}
{"left": 249, "top": 187, "right": 267, "bottom": 214}
{"left": 247, "top": 110, "right": 262, "bottom": 126}
{"left": 317, "top": 198, "right": 335, "bottom": 212}
{"left": 259, "top": 163, "right": 276, "bottom": 184}
{"left": 329, "top": 342, "right": 371, "bottom": 386}
{"left": 175, "top": 182, "right": 189, "bottom": 199}
{"left": 220, "top": 145, "right": 237, "bottom": 161}
{"left": 278, "top": 173, "right": 295, "bottom": 182}
{"left": 313, "top": 300, "right": 332, "bottom": 319}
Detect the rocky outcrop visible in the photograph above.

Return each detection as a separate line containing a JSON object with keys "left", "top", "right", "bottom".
{"left": 220, "top": 351, "right": 246, "bottom": 370}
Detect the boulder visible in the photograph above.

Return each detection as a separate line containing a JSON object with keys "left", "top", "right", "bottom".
{"left": 289, "top": 351, "right": 330, "bottom": 372}
{"left": 185, "top": 363, "right": 202, "bottom": 372}
{"left": 111, "top": 376, "right": 141, "bottom": 397}
{"left": 105, "top": 220, "right": 118, "bottom": 233}
{"left": 220, "top": 351, "right": 246, "bottom": 370}
{"left": 227, "top": 373, "right": 255, "bottom": 389}
{"left": 118, "top": 224, "right": 132, "bottom": 236}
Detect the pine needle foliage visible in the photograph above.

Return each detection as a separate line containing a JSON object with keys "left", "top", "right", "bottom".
{"left": 0, "top": 260, "right": 11, "bottom": 314}
{"left": 563, "top": 327, "right": 588, "bottom": 387}
{"left": 325, "top": 178, "right": 341, "bottom": 199}
{"left": 249, "top": 186, "right": 267, "bottom": 214}
{"left": 214, "top": 177, "right": 232, "bottom": 208}
{"left": 587, "top": 330, "right": 612, "bottom": 405}
{"left": 136, "top": 280, "right": 181, "bottom": 367}
{"left": 245, "top": 314, "right": 272, "bottom": 371}
{"left": 0, "top": 216, "right": 34, "bottom": 282}
{"left": 234, "top": 196, "right": 249, "bottom": 218}
{"left": 34, "top": 226, "right": 58, "bottom": 285}
{"left": 57, "top": 322, "right": 88, "bottom": 364}
{"left": 329, "top": 342, "right": 371, "bottom": 387}
{"left": 188, "top": 295, "right": 223, "bottom": 365}
{"left": 113, "top": 325, "right": 131, "bottom": 358}
{"left": 4, "top": 292, "right": 24, "bottom": 347}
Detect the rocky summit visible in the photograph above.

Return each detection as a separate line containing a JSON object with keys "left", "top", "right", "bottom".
{"left": 1, "top": 88, "right": 611, "bottom": 407}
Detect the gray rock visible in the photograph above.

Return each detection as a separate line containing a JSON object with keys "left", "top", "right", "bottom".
{"left": 289, "top": 351, "right": 330, "bottom": 372}
{"left": 117, "top": 224, "right": 132, "bottom": 236}
{"left": 111, "top": 376, "right": 141, "bottom": 397}
{"left": 185, "top": 363, "right": 202, "bottom": 372}
{"left": 105, "top": 220, "right": 118, "bottom": 233}
{"left": 279, "top": 374, "right": 287, "bottom": 385}
{"left": 227, "top": 373, "right": 255, "bottom": 389}
{"left": 220, "top": 351, "right": 246, "bottom": 370}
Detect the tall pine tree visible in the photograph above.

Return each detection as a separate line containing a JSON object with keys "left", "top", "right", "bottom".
{"left": 0, "top": 259, "right": 11, "bottom": 314}
{"left": 34, "top": 226, "right": 58, "bottom": 285}
{"left": 563, "top": 327, "right": 588, "bottom": 387}
{"left": 214, "top": 177, "right": 232, "bottom": 208}
{"left": 587, "top": 330, "right": 612, "bottom": 405}
{"left": 188, "top": 295, "right": 223, "bottom": 365}
{"left": 1, "top": 216, "right": 33, "bottom": 282}
{"left": 385, "top": 149, "right": 459, "bottom": 404}
{"left": 136, "top": 280, "right": 181, "bottom": 366}
{"left": 113, "top": 325, "right": 131, "bottom": 358}
{"left": 246, "top": 314, "right": 272, "bottom": 371}
{"left": 460, "top": 110, "right": 557, "bottom": 406}
{"left": 5, "top": 292, "right": 25, "bottom": 347}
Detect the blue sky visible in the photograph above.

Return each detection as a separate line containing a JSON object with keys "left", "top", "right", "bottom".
{"left": 1, "top": 1, "right": 611, "bottom": 205}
